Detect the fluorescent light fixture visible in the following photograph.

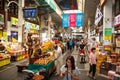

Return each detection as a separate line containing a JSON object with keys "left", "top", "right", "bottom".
{"left": 63, "top": 10, "right": 82, "bottom": 13}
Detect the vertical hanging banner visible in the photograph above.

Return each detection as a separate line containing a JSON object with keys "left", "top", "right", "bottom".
{"left": 62, "top": 14, "right": 69, "bottom": 28}
{"left": 69, "top": 13, "right": 76, "bottom": 27}
{"left": 104, "top": 28, "right": 112, "bottom": 40}
{"left": 76, "top": 13, "right": 84, "bottom": 27}
{"left": 62, "top": 13, "right": 84, "bottom": 28}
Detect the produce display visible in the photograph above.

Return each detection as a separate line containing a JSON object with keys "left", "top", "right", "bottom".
{"left": 34, "top": 52, "right": 55, "bottom": 65}
{"left": 41, "top": 41, "right": 54, "bottom": 53}
{"left": 0, "top": 53, "right": 10, "bottom": 60}
{"left": 5, "top": 43, "right": 26, "bottom": 61}
{"left": 0, "top": 53, "right": 11, "bottom": 67}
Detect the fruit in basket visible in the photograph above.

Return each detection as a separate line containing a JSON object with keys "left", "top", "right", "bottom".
{"left": 34, "top": 56, "right": 52, "bottom": 65}
{"left": 41, "top": 41, "right": 55, "bottom": 53}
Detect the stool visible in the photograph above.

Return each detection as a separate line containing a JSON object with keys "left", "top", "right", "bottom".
{"left": 108, "top": 70, "right": 116, "bottom": 80}
{"left": 16, "top": 64, "right": 28, "bottom": 72}
{"left": 33, "top": 75, "right": 45, "bottom": 80}
{"left": 114, "top": 74, "right": 120, "bottom": 80}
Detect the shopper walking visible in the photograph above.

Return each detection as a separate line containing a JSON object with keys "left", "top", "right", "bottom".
{"left": 54, "top": 44, "right": 63, "bottom": 75}
{"left": 60, "top": 55, "right": 80, "bottom": 80}
{"left": 69, "top": 39, "right": 73, "bottom": 52}
{"left": 87, "top": 47, "right": 97, "bottom": 80}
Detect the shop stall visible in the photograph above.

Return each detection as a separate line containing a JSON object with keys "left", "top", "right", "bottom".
{"left": 0, "top": 40, "right": 11, "bottom": 67}
{"left": 0, "top": 53, "right": 10, "bottom": 67}
{"left": 6, "top": 43, "right": 27, "bottom": 61}
{"left": 97, "top": 14, "right": 120, "bottom": 79}
{"left": 23, "top": 41, "right": 56, "bottom": 79}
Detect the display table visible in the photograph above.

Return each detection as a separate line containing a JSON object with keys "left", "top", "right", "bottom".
{"left": 9, "top": 50, "right": 26, "bottom": 61}
{"left": 28, "top": 61, "right": 55, "bottom": 80}
{"left": 0, "top": 58, "right": 10, "bottom": 67}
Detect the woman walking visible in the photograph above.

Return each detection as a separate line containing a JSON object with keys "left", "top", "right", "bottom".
{"left": 60, "top": 55, "right": 80, "bottom": 80}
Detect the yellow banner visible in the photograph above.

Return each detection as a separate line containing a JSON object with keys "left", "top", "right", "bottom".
{"left": 3, "top": 32, "right": 7, "bottom": 40}
{"left": 0, "top": 30, "right": 2, "bottom": 38}
{"left": 30, "top": 29, "right": 38, "bottom": 33}
{"left": 11, "top": 17, "right": 18, "bottom": 25}
{"left": 104, "top": 35, "right": 111, "bottom": 40}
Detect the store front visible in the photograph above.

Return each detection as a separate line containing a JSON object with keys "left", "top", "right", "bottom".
{"left": 114, "top": 14, "right": 120, "bottom": 53}
{"left": 98, "top": 13, "right": 120, "bottom": 79}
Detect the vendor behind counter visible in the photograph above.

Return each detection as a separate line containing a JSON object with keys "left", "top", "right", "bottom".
{"left": 32, "top": 44, "right": 42, "bottom": 59}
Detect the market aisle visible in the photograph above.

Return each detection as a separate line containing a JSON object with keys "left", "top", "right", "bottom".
{"left": 50, "top": 47, "right": 108, "bottom": 80}
{"left": 0, "top": 59, "right": 28, "bottom": 80}
{"left": 0, "top": 48, "right": 108, "bottom": 80}
{"left": 72, "top": 48, "right": 108, "bottom": 80}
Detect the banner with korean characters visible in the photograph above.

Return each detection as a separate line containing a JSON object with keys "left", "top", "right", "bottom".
{"left": 104, "top": 28, "right": 112, "bottom": 40}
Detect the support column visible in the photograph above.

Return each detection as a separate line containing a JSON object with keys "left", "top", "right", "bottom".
{"left": 88, "top": 18, "right": 91, "bottom": 40}
{"left": 103, "top": 0, "right": 113, "bottom": 45}
{"left": 18, "top": 0, "right": 24, "bottom": 45}
{"left": 48, "top": 14, "right": 51, "bottom": 40}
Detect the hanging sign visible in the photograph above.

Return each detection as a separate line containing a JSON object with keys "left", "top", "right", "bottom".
{"left": 11, "top": 17, "right": 18, "bottom": 25}
{"left": 104, "top": 28, "right": 112, "bottom": 40}
{"left": 69, "top": 13, "right": 76, "bottom": 27}
{"left": 62, "top": 13, "right": 84, "bottom": 28}
{"left": 76, "top": 13, "right": 84, "bottom": 27}
{"left": 62, "top": 14, "right": 69, "bottom": 28}
{"left": 23, "top": 8, "right": 37, "bottom": 18}
{"left": 0, "top": 14, "right": 4, "bottom": 25}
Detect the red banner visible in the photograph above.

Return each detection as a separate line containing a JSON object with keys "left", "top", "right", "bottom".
{"left": 69, "top": 13, "right": 76, "bottom": 27}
